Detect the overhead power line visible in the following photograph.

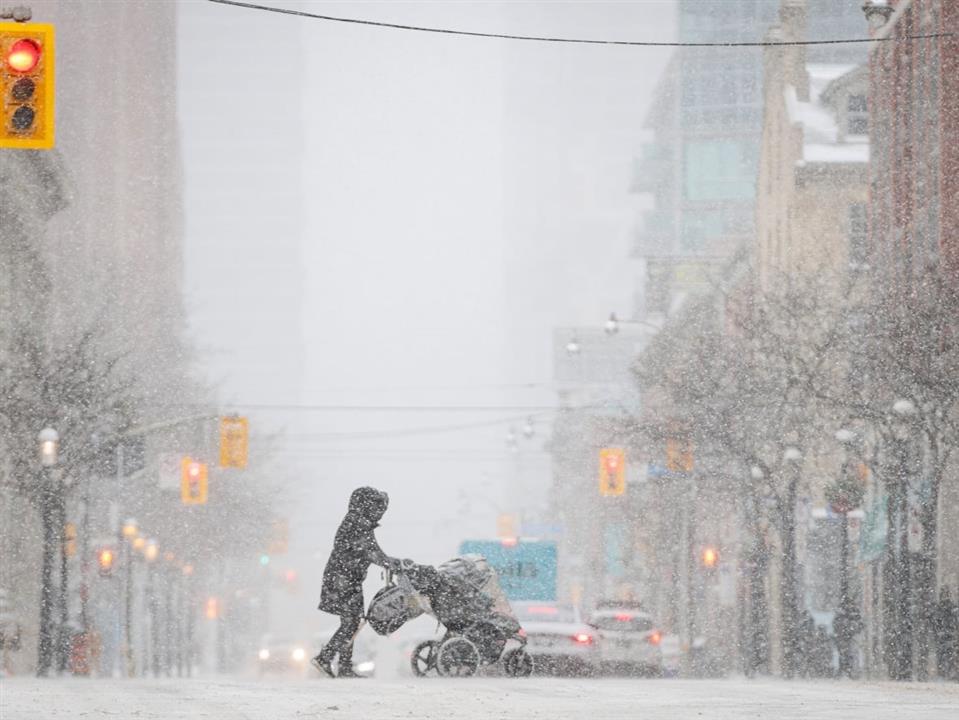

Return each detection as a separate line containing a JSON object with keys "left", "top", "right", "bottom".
{"left": 209, "top": 0, "right": 953, "bottom": 48}
{"left": 152, "top": 403, "right": 565, "bottom": 413}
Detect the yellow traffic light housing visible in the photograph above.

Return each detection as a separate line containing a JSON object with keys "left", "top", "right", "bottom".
{"left": 181, "top": 457, "right": 208, "bottom": 505}
{"left": 0, "top": 21, "right": 54, "bottom": 149}
{"left": 219, "top": 415, "right": 249, "bottom": 468}
{"left": 599, "top": 448, "right": 626, "bottom": 496}
{"left": 666, "top": 437, "right": 694, "bottom": 473}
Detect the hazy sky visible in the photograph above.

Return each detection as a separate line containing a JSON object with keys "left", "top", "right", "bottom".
{"left": 180, "top": 0, "right": 675, "bottom": 630}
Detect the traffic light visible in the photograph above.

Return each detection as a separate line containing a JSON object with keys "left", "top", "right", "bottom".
{"left": 1, "top": 21, "right": 54, "bottom": 149}
{"left": 64, "top": 522, "right": 76, "bottom": 558}
{"left": 701, "top": 546, "right": 719, "bottom": 568}
{"left": 180, "top": 457, "right": 208, "bottom": 505}
{"left": 599, "top": 448, "right": 626, "bottom": 496}
{"left": 204, "top": 596, "right": 219, "bottom": 620}
{"left": 267, "top": 518, "right": 289, "bottom": 555}
{"left": 496, "top": 514, "right": 518, "bottom": 540}
{"left": 219, "top": 415, "right": 249, "bottom": 468}
{"left": 97, "top": 547, "right": 115, "bottom": 577}
{"left": 666, "top": 437, "right": 694, "bottom": 473}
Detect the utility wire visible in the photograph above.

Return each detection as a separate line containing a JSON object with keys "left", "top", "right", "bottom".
{"left": 150, "top": 403, "right": 565, "bottom": 413}
{"left": 208, "top": 0, "right": 953, "bottom": 47}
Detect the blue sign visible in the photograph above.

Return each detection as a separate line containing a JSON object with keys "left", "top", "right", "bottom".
{"left": 459, "top": 540, "right": 557, "bottom": 601}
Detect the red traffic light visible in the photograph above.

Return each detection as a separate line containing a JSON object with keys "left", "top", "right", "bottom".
{"left": 188, "top": 462, "right": 201, "bottom": 478}
{"left": 7, "top": 38, "right": 41, "bottom": 73}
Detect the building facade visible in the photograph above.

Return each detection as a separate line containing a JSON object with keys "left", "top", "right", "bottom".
{"left": 634, "top": 0, "right": 867, "bottom": 316}
{"left": 865, "top": 0, "right": 959, "bottom": 287}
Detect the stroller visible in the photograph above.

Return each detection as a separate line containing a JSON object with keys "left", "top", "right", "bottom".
{"left": 366, "top": 554, "right": 533, "bottom": 678}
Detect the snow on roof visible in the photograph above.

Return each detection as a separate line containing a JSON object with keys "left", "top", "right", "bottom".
{"left": 801, "top": 143, "right": 869, "bottom": 164}
{"left": 785, "top": 63, "right": 867, "bottom": 165}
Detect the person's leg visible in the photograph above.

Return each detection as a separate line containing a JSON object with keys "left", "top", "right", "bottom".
{"left": 331, "top": 615, "right": 362, "bottom": 671}
{"left": 314, "top": 615, "right": 354, "bottom": 677}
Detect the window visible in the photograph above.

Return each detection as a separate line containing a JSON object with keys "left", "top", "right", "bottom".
{"left": 847, "top": 94, "right": 868, "bottom": 135}
{"left": 848, "top": 203, "right": 868, "bottom": 269}
{"left": 684, "top": 140, "right": 755, "bottom": 202}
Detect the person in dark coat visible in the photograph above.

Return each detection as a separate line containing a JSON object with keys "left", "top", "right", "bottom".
{"left": 934, "top": 587, "right": 958, "bottom": 681}
{"left": 312, "top": 487, "right": 396, "bottom": 678}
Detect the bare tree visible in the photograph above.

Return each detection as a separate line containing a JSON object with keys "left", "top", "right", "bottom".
{"left": 0, "top": 319, "right": 139, "bottom": 675}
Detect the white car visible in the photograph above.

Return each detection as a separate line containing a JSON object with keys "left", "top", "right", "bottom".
{"left": 512, "top": 602, "right": 598, "bottom": 676}
{"left": 587, "top": 608, "right": 663, "bottom": 676}
{"left": 256, "top": 634, "right": 310, "bottom": 676}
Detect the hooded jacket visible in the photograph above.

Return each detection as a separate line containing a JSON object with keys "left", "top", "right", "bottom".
{"left": 318, "top": 487, "right": 391, "bottom": 616}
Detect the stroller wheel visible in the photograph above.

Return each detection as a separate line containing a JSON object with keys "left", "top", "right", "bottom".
{"left": 503, "top": 648, "right": 534, "bottom": 678}
{"left": 411, "top": 640, "right": 437, "bottom": 677}
{"left": 435, "top": 637, "right": 480, "bottom": 678}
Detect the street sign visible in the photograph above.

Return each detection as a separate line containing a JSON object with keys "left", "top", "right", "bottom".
{"left": 459, "top": 539, "right": 557, "bottom": 601}
{"left": 158, "top": 452, "right": 181, "bottom": 490}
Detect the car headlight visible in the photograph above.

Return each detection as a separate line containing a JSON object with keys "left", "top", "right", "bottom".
{"left": 292, "top": 647, "right": 306, "bottom": 662}
{"left": 258, "top": 649, "right": 270, "bottom": 661}
{"left": 355, "top": 661, "right": 375, "bottom": 674}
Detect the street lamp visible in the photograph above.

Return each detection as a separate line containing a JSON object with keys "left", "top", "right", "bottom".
{"left": 565, "top": 337, "right": 581, "bottom": 355}
{"left": 522, "top": 417, "right": 535, "bottom": 439}
{"left": 603, "top": 312, "right": 662, "bottom": 336}
{"left": 892, "top": 398, "right": 917, "bottom": 418}
{"left": 145, "top": 539, "right": 159, "bottom": 563}
{"left": 122, "top": 518, "right": 138, "bottom": 540}
{"left": 38, "top": 427, "right": 59, "bottom": 466}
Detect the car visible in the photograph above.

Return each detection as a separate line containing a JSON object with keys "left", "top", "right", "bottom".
{"left": 311, "top": 629, "right": 377, "bottom": 677}
{"left": 587, "top": 608, "right": 663, "bottom": 676}
{"left": 512, "top": 602, "right": 597, "bottom": 676}
{"left": 256, "top": 634, "right": 310, "bottom": 676}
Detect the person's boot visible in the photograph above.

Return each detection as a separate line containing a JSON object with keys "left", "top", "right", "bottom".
{"left": 336, "top": 663, "right": 366, "bottom": 678}
{"left": 311, "top": 654, "right": 335, "bottom": 678}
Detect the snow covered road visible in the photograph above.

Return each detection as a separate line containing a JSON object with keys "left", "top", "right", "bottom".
{"left": 3, "top": 677, "right": 958, "bottom": 720}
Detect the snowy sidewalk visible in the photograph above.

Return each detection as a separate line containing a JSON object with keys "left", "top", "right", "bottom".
{"left": 2, "top": 677, "right": 958, "bottom": 719}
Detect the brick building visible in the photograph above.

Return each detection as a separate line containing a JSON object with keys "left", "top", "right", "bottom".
{"left": 865, "top": 0, "right": 959, "bottom": 285}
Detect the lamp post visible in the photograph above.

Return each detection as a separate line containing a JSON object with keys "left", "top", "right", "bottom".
{"left": 781, "top": 445, "right": 803, "bottom": 678}
{"left": 886, "top": 398, "right": 917, "bottom": 680}
{"left": 36, "top": 427, "right": 61, "bottom": 676}
{"left": 829, "top": 429, "right": 865, "bottom": 678}
{"left": 121, "top": 518, "right": 138, "bottom": 676}
{"left": 145, "top": 539, "right": 160, "bottom": 676}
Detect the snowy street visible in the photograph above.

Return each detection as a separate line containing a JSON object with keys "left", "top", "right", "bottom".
{"left": 3, "top": 677, "right": 958, "bottom": 720}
